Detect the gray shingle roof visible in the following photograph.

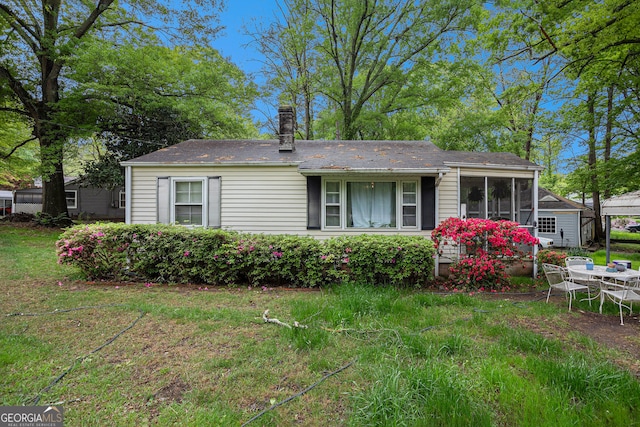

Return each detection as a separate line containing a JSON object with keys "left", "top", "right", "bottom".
{"left": 122, "top": 139, "right": 542, "bottom": 172}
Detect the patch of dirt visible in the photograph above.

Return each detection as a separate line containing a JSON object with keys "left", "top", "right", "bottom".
{"left": 154, "top": 377, "right": 190, "bottom": 404}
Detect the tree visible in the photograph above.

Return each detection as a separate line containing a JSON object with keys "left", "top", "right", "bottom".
{"left": 0, "top": 0, "right": 226, "bottom": 217}
{"left": 247, "top": 0, "right": 319, "bottom": 139}
{"left": 251, "top": 0, "right": 482, "bottom": 140}
{"left": 69, "top": 43, "right": 258, "bottom": 189}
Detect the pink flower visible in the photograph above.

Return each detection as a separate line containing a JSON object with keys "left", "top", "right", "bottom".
{"left": 144, "top": 282, "right": 153, "bottom": 287}
{"left": 184, "top": 251, "right": 190, "bottom": 257}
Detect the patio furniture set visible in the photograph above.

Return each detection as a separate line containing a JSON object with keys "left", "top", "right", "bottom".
{"left": 543, "top": 257, "right": 640, "bottom": 325}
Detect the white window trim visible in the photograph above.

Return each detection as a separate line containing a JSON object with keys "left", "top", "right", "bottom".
{"left": 65, "top": 190, "right": 78, "bottom": 209}
{"left": 538, "top": 216, "right": 557, "bottom": 234}
{"left": 170, "top": 177, "right": 208, "bottom": 227}
{"left": 321, "top": 178, "right": 420, "bottom": 231}
{"left": 118, "top": 191, "right": 126, "bottom": 209}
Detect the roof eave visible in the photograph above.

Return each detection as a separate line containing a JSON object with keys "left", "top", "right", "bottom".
{"left": 120, "top": 161, "right": 302, "bottom": 167}
{"left": 444, "top": 161, "right": 543, "bottom": 171}
{"left": 298, "top": 167, "right": 451, "bottom": 175}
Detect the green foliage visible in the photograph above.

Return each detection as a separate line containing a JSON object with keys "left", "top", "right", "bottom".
{"left": 432, "top": 218, "right": 538, "bottom": 291}
{"left": 253, "top": 0, "right": 482, "bottom": 140}
{"left": 536, "top": 250, "right": 567, "bottom": 267}
{"left": 56, "top": 224, "right": 436, "bottom": 287}
{"left": 33, "top": 212, "right": 73, "bottom": 228}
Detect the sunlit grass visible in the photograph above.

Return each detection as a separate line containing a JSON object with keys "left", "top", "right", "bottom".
{"left": 1, "top": 224, "right": 639, "bottom": 426}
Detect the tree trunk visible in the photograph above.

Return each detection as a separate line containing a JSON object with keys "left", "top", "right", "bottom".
{"left": 41, "top": 150, "right": 69, "bottom": 217}
{"left": 603, "top": 84, "right": 614, "bottom": 200}
{"left": 587, "top": 93, "right": 604, "bottom": 243}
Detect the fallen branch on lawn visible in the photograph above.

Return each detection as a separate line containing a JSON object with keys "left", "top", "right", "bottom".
{"left": 262, "top": 309, "right": 308, "bottom": 329}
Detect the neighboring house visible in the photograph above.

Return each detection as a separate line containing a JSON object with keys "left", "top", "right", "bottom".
{"left": 122, "top": 106, "right": 544, "bottom": 275}
{"left": 13, "top": 179, "right": 125, "bottom": 220}
{"left": 0, "top": 191, "right": 12, "bottom": 217}
{"left": 538, "top": 187, "right": 594, "bottom": 248}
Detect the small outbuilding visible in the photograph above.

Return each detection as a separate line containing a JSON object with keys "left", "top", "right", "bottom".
{"left": 538, "top": 187, "right": 594, "bottom": 248}
{"left": 13, "top": 179, "right": 125, "bottom": 220}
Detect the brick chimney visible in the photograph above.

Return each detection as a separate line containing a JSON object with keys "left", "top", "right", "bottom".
{"left": 278, "top": 105, "right": 295, "bottom": 152}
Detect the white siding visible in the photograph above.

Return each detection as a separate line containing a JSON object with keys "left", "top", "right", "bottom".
{"left": 438, "top": 171, "right": 459, "bottom": 222}
{"left": 130, "top": 165, "right": 308, "bottom": 234}
{"left": 538, "top": 210, "right": 581, "bottom": 248}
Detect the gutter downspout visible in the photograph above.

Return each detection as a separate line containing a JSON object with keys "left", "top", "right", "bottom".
{"left": 532, "top": 170, "right": 539, "bottom": 278}
{"left": 125, "top": 166, "right": 132, "bottom": 224}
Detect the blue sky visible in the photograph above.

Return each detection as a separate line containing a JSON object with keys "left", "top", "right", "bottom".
{"left": 215, "top": 1, "right": 277, "bottom": 75}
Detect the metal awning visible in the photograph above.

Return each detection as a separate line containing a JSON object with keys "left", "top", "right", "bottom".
{"left": 602, "top": 190, "right": 640, "bottom": 263}
{"left": 602, "top": 190, "right": 640, "bottom": 216}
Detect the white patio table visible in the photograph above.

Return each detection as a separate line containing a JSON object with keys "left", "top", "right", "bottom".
{"left": 566, "top": 264, "right": 640, "bottom": 284}
{"left": 566, "top": 264, "right": 640, "bottom": 312}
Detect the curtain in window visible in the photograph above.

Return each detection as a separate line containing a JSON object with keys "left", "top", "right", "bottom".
{"left": 349, "top": 182, "right": 394, "bottom": 228}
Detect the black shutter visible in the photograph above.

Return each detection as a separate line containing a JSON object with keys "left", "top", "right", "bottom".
{"left": 421, "top": 176, "right": 436, "bottom": 230}
{"left": 307, "top": 176, "right": 321, "bottom": 229}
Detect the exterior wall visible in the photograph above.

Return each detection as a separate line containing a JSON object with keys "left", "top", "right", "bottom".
{"left": 129, "top": 164, "right": 538, "bottom": 276}
{"left": 14, "top": 203, "right": 41, "bottom": 214}
{"left": 130, "top": 165, "right": 309, "bottom": 234}
{"left": 538, "top": 210, "right": 581, "bottom": 248}
{"left": 438, "top": 171, "right": 459, "bottom": 223}
{"left": 66, "top": 184, "right": 125, "bottom": 220}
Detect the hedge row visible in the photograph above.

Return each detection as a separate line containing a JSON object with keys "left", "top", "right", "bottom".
{"left": 56, "top": 223, "right": 436, "bottom": 287}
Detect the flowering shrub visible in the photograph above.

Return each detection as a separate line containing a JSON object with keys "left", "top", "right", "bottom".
{"left": 431, "top": 217, "right": 538, "bottom": 291}
{"left": 57, "top": 224, "right": 435, "bottom": 287}
{"left": 537, "top": 250, "right": 567, "bottom": 267}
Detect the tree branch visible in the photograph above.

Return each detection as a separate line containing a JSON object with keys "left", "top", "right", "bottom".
{"left": 1, "top": 136, "right": 37, "bottom": 159}
{"left": 0, "top": 3, "right": 40, "bottom": 54}
{"left": 0, "top": 65, "right": 38, "bottom": 118}
{"left": 73, "top": 0, "right": 116, "bottom": 39}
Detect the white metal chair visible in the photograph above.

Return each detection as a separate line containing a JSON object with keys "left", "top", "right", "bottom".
{"left": 565, "top": 256, "right": 600, "bottom": 293}
{"left": 599, "top": 278, "right": 640, "bottom": 325}
{"left": 543, "top": 263, "right": 590, "bottom": 311}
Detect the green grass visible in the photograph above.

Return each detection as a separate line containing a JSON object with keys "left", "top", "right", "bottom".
{"left": 1, "top": 224, "right": 640, "bottom": 426}
{"left": 611, "top": 229, "right": 640, "bottom": 241}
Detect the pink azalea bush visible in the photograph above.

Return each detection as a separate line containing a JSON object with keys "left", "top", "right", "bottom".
{"left": 57, "top": 223, "right": 435, "bottom": 287}
{"left": 536, "top": 249, "right": 567, "bottom": 267}
{"left": 431, "top": 217, "right": 538, "bottom": 291}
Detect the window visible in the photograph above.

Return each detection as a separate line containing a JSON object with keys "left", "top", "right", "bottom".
{"left": 347, "top": 181, "right": 396, "bottom": 228}
{"left": 119, "top": 191, "right": 126, "bottom": 209}
{"left": 0, "top": 198, "right": 11, "bottom": 216}
{"left": 460, "top": 177, "right": 534, "bottom": 225}
{"left": 402, "top": 182, "right": 417, "bottom": 227}
{"left": 15, "top": 192, "right": 42, "bottom": 204}
{"left": 174, "top": 180, "right": 203, "bottom": 226}
{"left": 538, "top": 216, "right": 556, "bottom": 233}
{"left": 156, "top": 177, "right": 221, "bottom": 228}
{"left": 322, "top": 179, "right": 419, "bottom": 229}
{"left": 65, "top": 190, "right": 77, "bottom": 209}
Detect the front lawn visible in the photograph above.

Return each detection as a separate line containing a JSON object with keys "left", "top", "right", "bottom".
{"left": 1, "top": 224, "right": 639, "bottom": 426}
